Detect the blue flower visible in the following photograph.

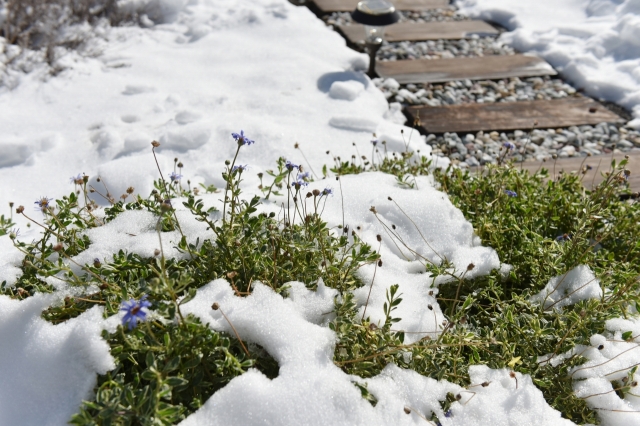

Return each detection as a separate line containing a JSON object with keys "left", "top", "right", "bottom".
{"left": 285, "top": 160, "right": 299, "bottom": 171}
{"left": 120, "top": 295, "right": 152, "bottom": 330}
{"left": 291, "top": 178, "right": 309, "bottom": 188}
{"left": 502, "top": 142, "right": 515, "bottom": 151}
{"left": 232, "top": 130, "right": 255, "bottom": 146}
{"left": 298, "top": 171, "right": 310, "bottom": 181}
{"left": 232, "top": 164, "right": 248, "bottom": 172}
{"left": 556, "top": 233, "right": 572, "bottom": 242}
{"left": 504, "top": 190, "right": 517, "bottom": 197}
{"left": 322, "top": 187, "right": 333, "bottom": 196}
{"left": 34, "top": 197, "right": 53, "bottom": 212}
{"left": 69, "top": 174, "right": 84, "bottom": 185}
{"left": 371, "top": 139, "right": 378, "bottom": 146}
{"left": 169, "top": 172, "right": 182, "bottom": 182}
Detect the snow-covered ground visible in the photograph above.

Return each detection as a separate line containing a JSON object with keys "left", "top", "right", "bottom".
{"left": 2, "top": 0, "right": 640, "bottom": 425}
{"left": 456, "top": 0, "right": 640, "bottom": 127}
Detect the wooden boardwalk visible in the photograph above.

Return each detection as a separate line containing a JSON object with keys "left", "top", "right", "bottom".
{"left": 406, "top": 97, "right": 625, "bottom": 133}
{"left": 376, "top": 54, "right": 556, "bottom": 84}
{"left": 311, "top": 0, "right": 628, "bottom": 142}
{"left": 516, "top": 152, "right": 640, "bottom": 193}
{"left": 338, "top": 20, "right": 498, "bottom": 44}
{"left": 312, "top": 0, "right": 449, "bottom": 12}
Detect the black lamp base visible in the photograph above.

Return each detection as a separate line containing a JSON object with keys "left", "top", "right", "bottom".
{"left": 365, "top": 39, "right": 382, "bottom": 79}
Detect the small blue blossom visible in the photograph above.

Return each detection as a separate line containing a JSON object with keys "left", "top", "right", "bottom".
{"left": 586, "top": 165, "right": 593, "bottom": 170}
{"left": 322, "top": 187, "right": 333, "bottom": 196}
{"left": 298, "top": 171, "right": 310, "bottom": 181}
{"left": 232, "top": 164, "right": 248, "bottom": 172}
{"left": 502, "top": 142, "right": 515, "bottom": 151}
{"left": 120, "top": 295, "right": 152, "bottom": 330}
{"left": 34, "top": 197, "right": 53, "bottom": 212}
{"left": 231, "top": 130, "right": 255, "bottom": 146}
{"left": 69, "top": 174, "right": 84, "bottom": 185}
{"left": 285, "top": 160, "right": 299, "bottom": 171}
{"left": 556, "top": 233, "right": 572, "bottom": 242}
{"left": 371, "top": 139, "right": 378, "bottom": 146}
{"left": 504, "top": 190, "right": 518, "bottom": 197}
{"left": 291, "top": 178, "right": 309, "bottom": 188}
{"left": 169, "top": 171, "right": 182, "bottom": 182}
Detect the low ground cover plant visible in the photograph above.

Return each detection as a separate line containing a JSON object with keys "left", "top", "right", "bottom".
{"left": 1, "top": 134, "right": 639, "bottom": 425}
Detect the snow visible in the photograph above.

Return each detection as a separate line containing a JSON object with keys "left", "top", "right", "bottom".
{"left": 0, "top": 295, "right": 114, "bottom": 425}
{"left": 570, "top": 318, "right": 640, "bottom": 425}
{"left": 0, "top": 0, "right": 638, "bottom": 424}
{"left": 530, "top": 264, "right": 602, "bottom": 310}
{"left": 455, "top": 0, "right": 640, "bottom": 126}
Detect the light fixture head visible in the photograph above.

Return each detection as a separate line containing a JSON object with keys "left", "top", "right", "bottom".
{"left": 351, "top": 0, "right": 401, "bottom": 27}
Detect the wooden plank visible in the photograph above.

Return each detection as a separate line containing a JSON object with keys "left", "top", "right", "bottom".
{"left": 376, "top": 54, "right": 557, "bottom": 84}
{"left": 313, "top": 0, "right": 449, "bottom": 13}
{"left": 517, "top": 152, "right": 640, "bottom": 193}
{"left": 338, "top": 20, "right": 498, "bottom": 43}
{"left": 405, "top": 97, "right": 625, "bottom": 133}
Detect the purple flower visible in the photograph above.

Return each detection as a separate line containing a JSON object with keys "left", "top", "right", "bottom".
{"left": 322, "top": 187, "right": 333, "bottom": 196}
{"left": 232, "top": 164, "right": 248, "bottom": 172}
{"left": 371, "top": 139, "right": 378, "bottom": 146}
{"left": 285, "top": 160, "right": 299, "bottom": 171}
{"left": 291, "top": 178, "right": 309, "bottom": 188}
{"left": 69, "top": 174, "right": 84, "bottom": 185}
{"left": 556, "top": 233, "right": 572, "bottom": 242}
{"left": 120, "top": 295, "right": 152, "bottom": 330}
{"left": 231, "top": 130, "right": 255, "bottom": 146}
{"left": 35, "top": 197, "right": 53, "bottom": 212}
{"left": 169, "top": 172, "right": 182, "bottom": 182}
{"left": 298, "top": 171, "right": 310, "bottom": 181}
{"left": 504, "top": 190, "right": 517, "bottom": 197}
{"left": 502, "top": 142, "right": 515, "bottom": 151}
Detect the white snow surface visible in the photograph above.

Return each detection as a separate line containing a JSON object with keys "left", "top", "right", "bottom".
{"left": 530, "top": 264, "right": 602, "bottom": 310}
{"left": 570, "top": 318, "right": 640, "bottom": 425}
{"left": 455, "top": 0, "right": 640, "bottom": 126}
{"left": 0, "top": 0, "right": 635, "bottom": 424}
{"left": 0, "top": 295, "right": 114, "bottom": 425}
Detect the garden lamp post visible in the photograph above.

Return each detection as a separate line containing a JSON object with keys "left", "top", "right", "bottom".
{"left": 351, "top": 0, "right": 400, "bottom": 78}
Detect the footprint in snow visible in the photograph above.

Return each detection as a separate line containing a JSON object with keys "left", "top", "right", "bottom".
{"left": 122, "top": 85, "right": 156, "bottom": 96}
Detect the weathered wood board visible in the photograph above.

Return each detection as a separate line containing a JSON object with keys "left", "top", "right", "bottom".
{"left": 517, "top": 152, "right": 640, "bottom": 193}
{"left": 312, "top": 0, "right": 449, "bottom": 13}
{"left": 376, "top": 54, "right": 556, "bottom": 84}
{"left": 338, "top": 20, "right": 498, "bottom": 43}
{"left": 405, "top": 97, "right": 625, "bottom": 133}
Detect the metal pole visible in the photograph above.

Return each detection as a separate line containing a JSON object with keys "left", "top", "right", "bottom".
{"left": 365, "top": 38, "right": 382, "bottom": 79}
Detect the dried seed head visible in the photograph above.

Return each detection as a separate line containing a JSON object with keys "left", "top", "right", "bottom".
{"left": 378, "top": 259, "right": 382, "bottom": 267}
{"left": 294, "top": 142, "right": 299, "bottom": 149}
{"left": 369, "top": 206, "right": 377, "bottom": 214}
{"left": 211, "top": 302, "right": 220, "bottom": 310}
{"left": 455, "top": 394, "right": 462, "bottom": 401}
{"left": 404, "top": 407, "right": 411, "bottom": 414}
{"left": 313, "top": 189, "right": 320, "bottom": 196}
{"left": 509, "top": 371, "right": 516, "bottom": 378}
{"left": 369, "top": 323, "right": 378, "bottom": 331}
{"left": 154, "top": 249, "right": 161, "bottom": 256}
{"left": 227, "top": 271, "right": 238, "bottom": 279}
{"left": 598, "top": 344, "right": 605, "bottom": 350}
{"left": 376, "top": 234, "right": 381, "bottom": 242}
{"left": 126, "top": 186, "right": 134, "bottom": 194}
{"left": 16, "top": 205, "right": 24, "bottom": 214}
{"left": 467, "top": 263, "right": 475, "bottom": 271}
{"left": 481, "top": 381, "right": 490, "bottom": 387}
{"left": 387, "top": 196, "right": 393, "bottom": 201}
{"left": 427, "top": 304, "right": 433, "bottom": 310}
{"left": 151, "top": 140, "right": 160, "bottom": 147}
{"left": 53, "top": 243, "right": 63, "bottom": 252}
{"left": 306, "top": 192, "right": 313, "bottom": 198}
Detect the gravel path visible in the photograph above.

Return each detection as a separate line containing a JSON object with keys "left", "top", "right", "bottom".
{"left": 322, "top": 5, "right": 640, "bottom": 166}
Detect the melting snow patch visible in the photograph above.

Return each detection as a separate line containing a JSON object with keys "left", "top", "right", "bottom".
{"left": 570, "top": 318, "right": 640, "bottom": 425}
{"left": 530, "top": 265, "right": 601, "bottom": 310}
{"left": 0, "top": 295, "right": 114, "bottom": 425}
